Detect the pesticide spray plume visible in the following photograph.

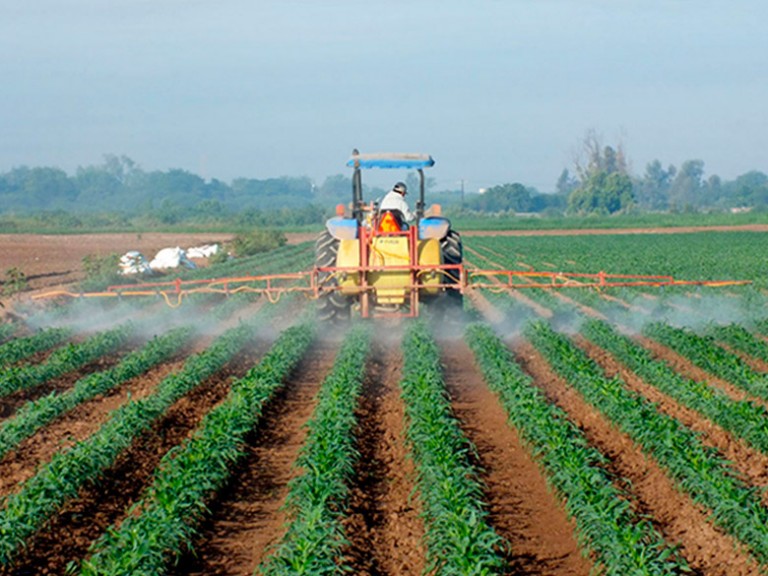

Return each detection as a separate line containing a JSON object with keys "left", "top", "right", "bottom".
{"left": 581, "top": 286, "right": 768, "bottom": 337}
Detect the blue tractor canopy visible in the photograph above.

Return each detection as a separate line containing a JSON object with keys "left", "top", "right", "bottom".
{"left": 347, "top": 151, "right": 435, "bottom": 221}
{"left": 346, "top": 152, "right": 435, "bottom": 170}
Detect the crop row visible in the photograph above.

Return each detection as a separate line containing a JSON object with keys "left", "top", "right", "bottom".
{"left": 401, "top": 320, "right": 506, "bottom": 574}
{"left": 0, "top": 325, "right": 193, "bottom": 460}
{"left": 527, "top": 320, "right": 768, "bottom": 565}
{"left": 0, "top": 318, "right": 259, "bottom": 565}
{"left": 80, "top": 317, "right": 315, "bottom": 574}
{"left": 644, "top": 322, "right": 768, "bottom": 402}
{"left": 0, "top": 326, "right": 72, "bottom": 367}
{"left": 709, "top": 322, "right": 768, "bottom": 364}
{"left": 0, "top": 323, "right": 134, "bottom": 398}
{"left": 260, "top": 324, "right": 370, "bottom": 575}
{"left": 0, "top": 322, "right": 15, "bottom": 343}
{"left": 582, "top": 319, "right": 768, "bottom": 456}
{"left": 465, "top": 322, "right": 683, "bottom": 574}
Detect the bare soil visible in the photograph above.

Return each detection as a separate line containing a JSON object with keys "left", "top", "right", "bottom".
{"left": 0, "top": 233, "right": 237, "bottom": 293}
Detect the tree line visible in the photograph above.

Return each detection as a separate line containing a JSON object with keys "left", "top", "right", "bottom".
{"left": 1, "top": 150, "right": 766, "bottom": 227}
{"left": 553, "top": 133, "right": 768, "bottom": 215}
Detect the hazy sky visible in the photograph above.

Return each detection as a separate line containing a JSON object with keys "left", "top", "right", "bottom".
{"left": 2, "top": 1, "right": 766, "bottom": 192}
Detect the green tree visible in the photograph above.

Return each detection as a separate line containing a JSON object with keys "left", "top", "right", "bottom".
{"left": 470, "top": 183, "right": 533, "bottom": 212}
{"left": 727, "top": 171, "right": 768, "bottom": 207}
{"left": 567, "top": 133, "right": 633, "bottom": 215}
{"left": 668, "top": 159, "right": 704, "bottom": 210}
{"left": 637, "top": 160, "right": 676, "bottom": 210}
{"left": 567, "top": 171, "right": 634, "bottom": 215}
{"left": 317, "top": 174, "right": 352, "bottom": 202}
{"left": 556, "top": 168, "right": 577, "bottom": 197}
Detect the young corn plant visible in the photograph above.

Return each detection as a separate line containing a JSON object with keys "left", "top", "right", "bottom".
{"left": 708, "top": 322, "right": 768, "bottom": 364}
{"left": 0, "top": 326, "right": 193, "bottom": 460}
{"left": 0, "top": 323, "right": 134, "bottom": 398}
{"left": 400, "top": 320, "right": 507, "bottom": 575}
{"left": 0, "top": 322, "right": 16, "bottom": 344}
{"left": 79, "top": 320, "right": 316, "bottom": 575}
{"left": 259, "top": 324, "right": 371, "bottom": 576}
{"left": 528, "top": 320, "right": 768, "bottom": 566}
{"left": 0, "top": 326, "right": 72, "bottom": 367}
{"left": 582, "top": 319, "right": 768, "bottom": 456}
{"left": 0, "top": 319, "right": 258, "bottom": 566}
{"left": 466, "top": 322, "right": 687, "bottom": 575}
{"left": 644, "top": 322, "right": 768, "bottom": 401}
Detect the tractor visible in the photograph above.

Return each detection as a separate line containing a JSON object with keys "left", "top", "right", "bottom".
{"left": 314, "top": 151, "right": 463, "bottom": 320}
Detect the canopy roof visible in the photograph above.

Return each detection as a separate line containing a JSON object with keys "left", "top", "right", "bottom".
{"left": 346, "top": 152, "right": 435, "bottom": 170}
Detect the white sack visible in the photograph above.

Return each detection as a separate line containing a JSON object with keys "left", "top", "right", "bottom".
{"left": 186, "top": 244, "right": 220, "bottom": 259}
{"left": 119, "top": 251, "right": 152, "bottom": 275}
{"left": 149, "top": 247, "right": 197, "bottom": 270}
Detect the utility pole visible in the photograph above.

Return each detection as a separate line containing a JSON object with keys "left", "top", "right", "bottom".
{"left": 460, "top": 179, "right": 465, "bottom": 207}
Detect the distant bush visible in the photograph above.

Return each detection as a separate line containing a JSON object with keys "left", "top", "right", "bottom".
{"left": 229, "top": 230, "right": 287, "bottom": 257}
{"left": 80, "top": 253, "right": 122, "bottom": 290}
{"left": 2, "top": 268, "right": 28, "bottom": 296}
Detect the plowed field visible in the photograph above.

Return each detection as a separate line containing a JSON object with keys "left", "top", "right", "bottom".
{"left": 2, "top": 228, "right": 768, "bottom": 574}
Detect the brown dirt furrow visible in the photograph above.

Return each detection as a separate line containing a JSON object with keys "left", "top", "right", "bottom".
{"left": 593, "top": 291, "right": 648, "bottom": 313}
{"left": 344, "top": 337, "right": 427, "bottom": 576}
{"left": 440, "top": 338, "right": 593, "bottom": 575}
{"left": 549, "top": 291, "right": 607, "bottom": 320}
{"left": 467, "top": 290, "right": 507, "bottom": 325}
{"left": 1, "top": 345, "right": 266, "bottom": 576}
{"left": 171, "top": 339, "right": 337, "bottom": 576}
{"left": 513, "top": 340, "right": 761, "bottom": 576}
{"left": 578, "top": 337, "right": 768, "bottom": 498}
{"left": 637, "top": 336, "right": 768, "bottom": 409}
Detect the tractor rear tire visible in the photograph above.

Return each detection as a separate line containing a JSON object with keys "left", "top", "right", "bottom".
{"left": 441, "top": 229, "right": 463, "bottom": 303}
{"left": 315, "top": 231, "right": 351, "bottom": 322}
{"left": 437, "top": 229, "right": 464, "bottom": 320}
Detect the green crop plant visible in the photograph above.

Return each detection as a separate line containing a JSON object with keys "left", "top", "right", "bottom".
{"left": 259, "top": 324, "right": 370, "bottom": 576}
{"left": 400, "top": 320, "right": 507, "bottom": 575}
{"left": 465, "top": 322, "right": 686, "bottom": 574}
{"left": 0, "top": 326, "right": 193, "bottom": 460}
{"left": 708, "top": 322, "right": 768, "bottom": 364}
{"left": 0, "top": 319, "right": 258, "bottom": 566}
{"left": 0, "top": 323, "right": 133, "bottom": 398}
{"left": 0, "top": 323, "right": 15, "bottom": 343}
{"left": 644, "top": 322, "right": 768, "bottom": 401}
{"left": 582, "top": 319, "right": 768, "bottom": 456}
{"left": 528, "top": 320, "right": 768, "bottom": 566}
{"left": 0, "top": 326, "right": 72, "bottom": 367}
{"left": 79, "top": 320, "right": 316, "bottom": 575}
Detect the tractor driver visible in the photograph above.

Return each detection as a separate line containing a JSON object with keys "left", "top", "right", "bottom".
{"left": 379, "top": 181, "right": 415, "bottom": 223}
